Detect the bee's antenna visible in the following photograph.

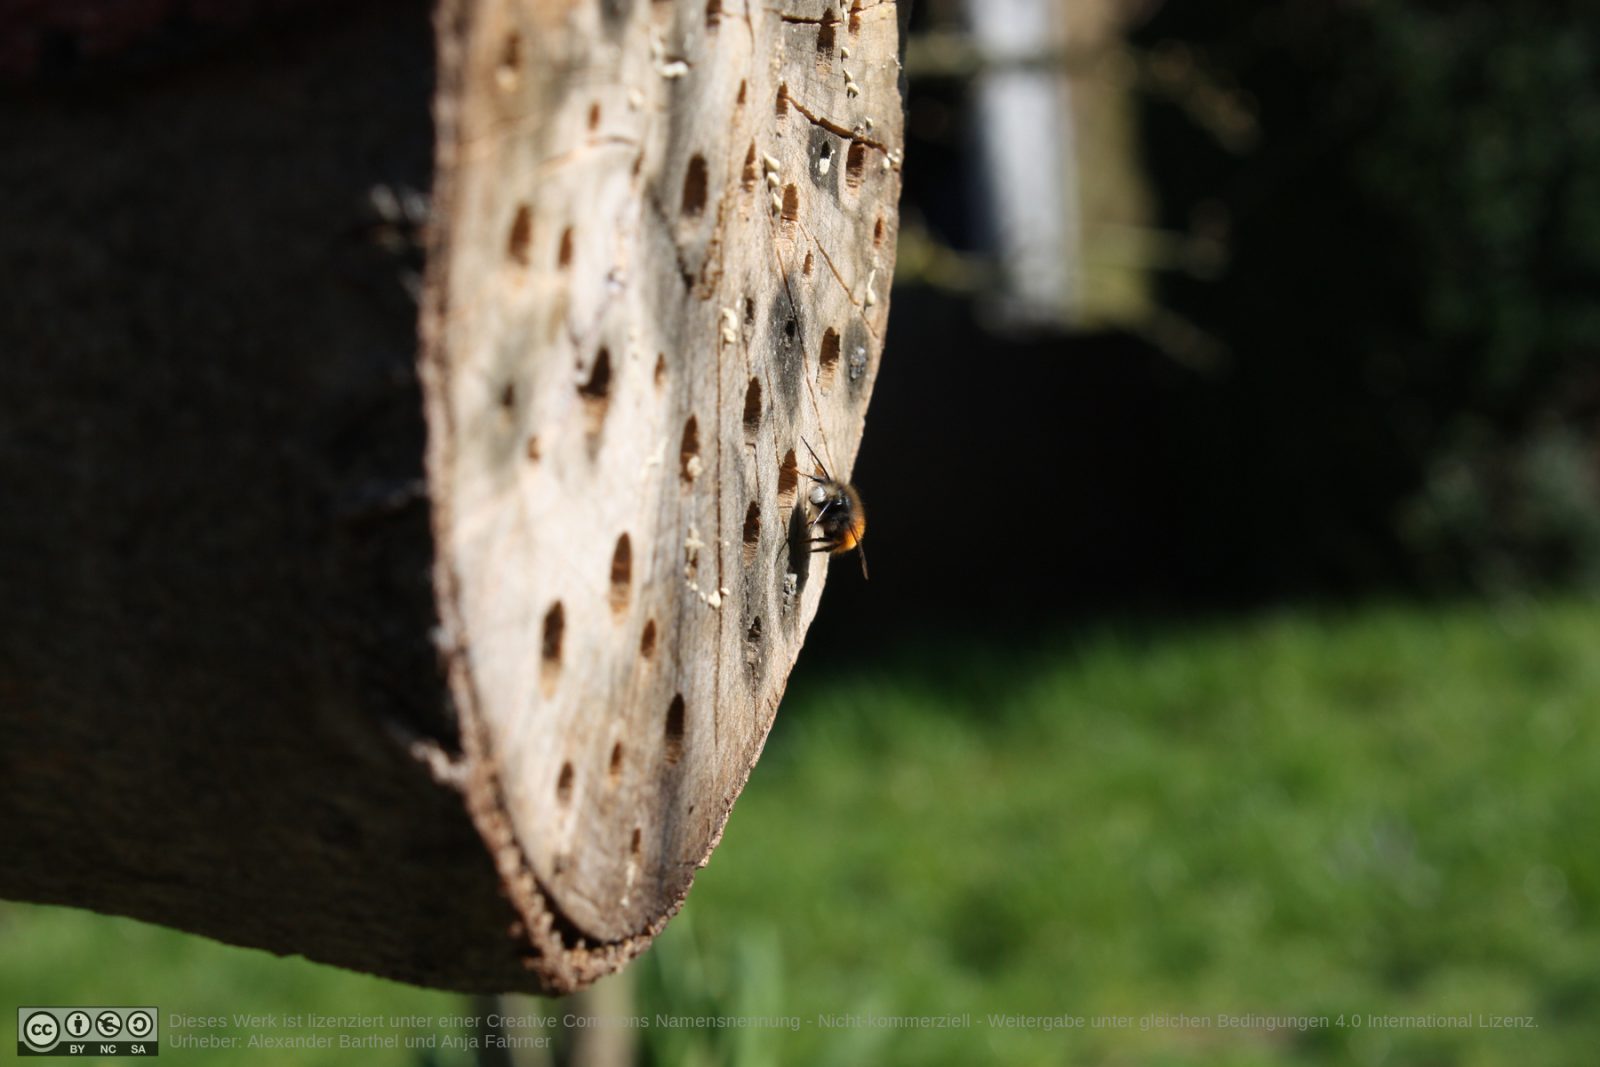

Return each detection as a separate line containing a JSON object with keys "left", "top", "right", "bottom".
{"left": 799, "top": 436, "right": 832, "bottom": 482}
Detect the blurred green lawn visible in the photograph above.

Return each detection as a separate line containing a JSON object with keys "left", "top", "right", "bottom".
{"left": 5, "top": 601, "right": 1597, "bottom": 1065}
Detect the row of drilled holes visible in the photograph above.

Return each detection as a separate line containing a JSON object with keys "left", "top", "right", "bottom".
{"left": 508, "top": 93, "right": 740, "bottom": 263}
{"left": 544, "top": 455, "right": 793, "bottom": 814}
{"left": 520, "top": 333, "right": 679, "bottom": 466}
{"left": 525, "top": 349, "right": 821, "bottom": 699}
{"left": 509, "top": 346, "right": 618, "bottom": 462}
{"left": 511, "top": 64, "right": 866, "bottom": 882}
{"left": 541, "top": 450, "right": 800, "bottom": 853}
{"left": 505, "top": 203, "right": 574, "bottom": 272}
{"left": 520, "top": 44, "right": 825, "bottom": 839}
{"left": 657, "top": 0, "right": 850, "bottom": 39}
{"left": 538, "top": 532, "right": 635, "bottom": 689}
{"left": 683, "top": 69, "right": 751, "bottom": 214}
{"left": 757, "top": 107, "right": 870, "bottom": 192}
{"left": 554, "top": 693, "right": 684, "bottom": 794}
{"left": 515, "top": 279, "right": 867, "bottom": 468}
{"left": 500, "top": 10, "right": 824, "bottom": 869}
{"left": 546, "top": 612, "right": 670, "bottom": 744}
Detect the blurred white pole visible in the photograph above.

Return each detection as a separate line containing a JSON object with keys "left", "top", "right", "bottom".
{"left": 965, "top": 0, "right": 1080, "bottom": 329}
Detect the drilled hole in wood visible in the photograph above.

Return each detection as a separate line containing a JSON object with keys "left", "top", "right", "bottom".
{"left": 874, "top": 215, "right": 886, "bottom": 246}
{"left": 640, "top": 618, "right": 658, "bottom": 659}
{"left": 741, "top": 142, "right": 758, "bottom": 192}
{"left": 609, "top": 533, "right": 632, "bottom": 616}
{"left": 780, "top": 184, "right": 799, "bottom": 237}
{"left": 681, "top": 154, "right": 708, "bottom": 217}
{"left": 777, "top": 448, "right": 799, "bottom": 509}
{"left": 817, "top": 11, "right": 838, "bottom": 64}
{"left": 819, "top": 327, "right": 841, "bottom": 391}
{"left": 680, "top": 415, "right": 701, "bottom": 484}
{"left": 742, "top": 378, "right": 762, "bottom": 445}
{"left": 579, "top": 348, "right": 612, "bottom": 433}
{"left": 706, "top": 0, "right": 721, "bottom": 29}
{"left": 557, "top": 226, "right": 574, "bottom": 269}
{"left": 803, "top": 252, "right": 815, "bottom": 277}
{"left": 525, "top": 434, "right": 541, "bottom": 462}
{"left": 608, "top": 742, "right": 624, "bottom": 786}
{"left": 541, "top": 602, "right": 564, "bottom": 695}
{"left": 654, "top": 352, "right": 667, "bottom": 388}
{"left": 743, "top": 502, "right": 761, "bottom": 566}
{"left": 631, "top": 827, "right": 642, "bottom": 855}
{"left": 588, "top": 102, "right": 602, "bottom": 131}
{"left": 784, "top": 317, "right": 798, "bottom": 343}
{"left": 775, "top": 83, "right": 789, "bottom": 119}
{"left": 845, "top": 142, "right": 866, "bottom": 192}
{"left": 507, "top": 203, "right": 532, "bottom": 267}
{"left": 496, "top": 31, "right": 521, "bottom": 89}
{"left": 664, "top": 695, "right": 686, "bottom": 765}
{"left": 557, "top": 761, "right": 574, "bottom": 806}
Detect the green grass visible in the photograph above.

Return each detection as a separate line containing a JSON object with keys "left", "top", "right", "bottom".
{"left": 635, "top": 600, "right": 1600, "bottom": 1065}
{"left": 5, "top": 600, "right": 1598, "bottom": 1065}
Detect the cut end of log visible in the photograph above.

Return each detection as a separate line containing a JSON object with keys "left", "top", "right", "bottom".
{"left": 422, "top": 0, "right": 904, "bottom": 991}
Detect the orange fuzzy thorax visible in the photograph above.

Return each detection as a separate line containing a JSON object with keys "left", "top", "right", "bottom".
{"left": 830, "top": 491, "right": 866, "bottom": 553}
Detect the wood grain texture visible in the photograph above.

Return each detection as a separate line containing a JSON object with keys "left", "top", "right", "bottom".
{"left": 423, "top": 0, "right": 902, "bottom": 989}
{"left": 0, "top": 0, "right": 900, "bottom": 994}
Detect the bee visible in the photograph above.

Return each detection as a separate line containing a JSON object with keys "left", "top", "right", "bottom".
{"left": 799, "top": 437, "right": 868, "bottom": 579}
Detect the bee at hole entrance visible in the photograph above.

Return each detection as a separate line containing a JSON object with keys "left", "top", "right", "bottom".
{"left": 799, "top": 437, "right": 868, "bottom": 579}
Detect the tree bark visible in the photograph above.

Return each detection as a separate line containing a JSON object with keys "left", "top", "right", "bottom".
{"left": 0, "top": 0, "right": 901, "bottom": 994}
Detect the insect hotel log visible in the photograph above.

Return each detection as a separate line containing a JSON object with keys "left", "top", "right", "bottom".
{"left": 0, "top": 0, "right": 902, "bottom": 993}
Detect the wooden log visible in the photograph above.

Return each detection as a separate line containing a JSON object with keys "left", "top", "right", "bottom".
{"left": 0, "top": 0, "right": 902, "bottom": 993}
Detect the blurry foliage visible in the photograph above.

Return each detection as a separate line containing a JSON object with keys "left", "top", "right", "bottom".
{"left": 1134, "top": 1, "right": 1600, "bottom": 593}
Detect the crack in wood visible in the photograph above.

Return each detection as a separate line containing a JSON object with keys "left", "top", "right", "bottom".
{"left": 796, "top": 218, "right": 880, "bottom": 341}
{"left": 645, "top": 188, "right": 698, "bottom": 290}
{"left": 762, "top": 213, "right": 837, "bottom": 467}
{"left": 781, "top": 88, "right": 891, "bottom": 156}
{"left": 535, "top": 136, "right": 643, "bottom": 175}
